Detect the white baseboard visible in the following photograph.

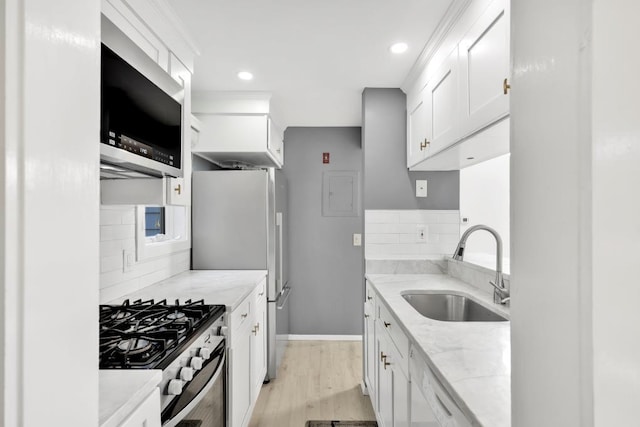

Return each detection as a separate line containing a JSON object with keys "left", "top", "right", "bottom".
{"left": 282, "top": 334, "right": 363, "bottom": 341}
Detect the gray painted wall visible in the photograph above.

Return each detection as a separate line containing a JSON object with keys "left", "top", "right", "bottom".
{"left": 282, "top": 127, "right": 363, "bottom": 335}
{"left": 362, "top": 88, "right": 459, "bottom": 210}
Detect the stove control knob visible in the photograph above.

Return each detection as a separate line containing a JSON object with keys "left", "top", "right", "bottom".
{"left": 180, "top": 367, "right": 194, "bottom": 382}
{"left": 199, "top": 348, "right": 211, "bottom": 360}
{"left": 190, "top": 356, "right": 203, "bottom": 371}
{"left": 167, "top": 379, "right": 183, "bottom": 395}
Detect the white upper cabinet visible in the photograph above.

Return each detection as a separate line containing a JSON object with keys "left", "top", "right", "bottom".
{"left": 425, "top": 48, "right": 460, "bottom": 155}
{"left": 407, "top": 88, "right": 430, "bottom": 168}
{"left": 458, "top": 0, "right": 510, "bottom": 136}
{"left": 193, "top": 114, "right": 284, "bottom": 169}
{"left": 101, "top": 0, "right": 198, "bottom": 73}
{"left": 405, "top": 0, "right": 510, "bottom": 171}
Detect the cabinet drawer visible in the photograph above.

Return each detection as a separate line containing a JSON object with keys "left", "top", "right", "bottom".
{"left": 409, "top": 346, "right": 472, "bottom": 427}
{"left": 231, "top": 296, "right": 252, "bottom": 334}
{"left": 378, "top": 300, "right": 409, "bottom": 377}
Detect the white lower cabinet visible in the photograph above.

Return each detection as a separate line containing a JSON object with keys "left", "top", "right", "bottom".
{"left": 229, "top": 279, "right": 267, "bottom": 427}
{"left": 409, "top": 346, "right": 473, "bottom": 427}
{"left": 120, "top": 387, "right": 161, "bottom": 427}
{"left": 365, "top": 286, "right": 473, "bottom": 427}
{"left": 369, "top": 296, "right": 410, "bottom": 427}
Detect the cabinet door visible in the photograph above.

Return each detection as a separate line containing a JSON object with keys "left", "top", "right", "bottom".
{"left": 120, "top": 387, "right": 161, "bottom": 427}
{"left": 410, "top": 380, "right": 439, "bottom": 427}
{"left": 458, "top": 0, "right": 510, "bottom": 136}
{"left": 267, "top": 118, "right": 284, "bottom": 167}
{"left": 364, "top": 299, "right": 376, "bottom": 405}
{"left": 407, "top": 89, "right": 431, "bottom": 167}
{"left": 377, "top": 332, "right": 393, "bottom": 427}
{"left": 425, "top": 49, "right": 459, "bottom": 156}
{"left": 166, "top": 177, "right": 187, "bottom": 206}
{"left": 230, "top": 326, "right": 252, "bottom": 427}
{"left": 251, "top": 288, "right": 267, "bottom": 400}
{"left": 195, "top": 114, "right": 269, "bottom": 153}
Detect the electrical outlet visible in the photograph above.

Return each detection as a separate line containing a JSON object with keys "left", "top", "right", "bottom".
{"left": 123, "top": 249, "right": 134, "bottom": 273}
{"left": 353, "top": 233, "right": 362, "bottom": 247}
{"left": 416, "top": 226, "right": 427, "bottom": 242}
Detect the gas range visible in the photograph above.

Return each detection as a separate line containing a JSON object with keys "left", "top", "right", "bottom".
{"left": 99, "top": 299, "right": 227, "bottom": 426}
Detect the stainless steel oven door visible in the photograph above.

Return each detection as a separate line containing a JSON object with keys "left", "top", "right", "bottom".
{"left": 162, "top": 339, "right": 226, "bottom": 427}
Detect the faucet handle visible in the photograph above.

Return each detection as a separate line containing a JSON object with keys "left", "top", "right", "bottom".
{"left": 489, "top": 281, "right": 509, "bottom": 296}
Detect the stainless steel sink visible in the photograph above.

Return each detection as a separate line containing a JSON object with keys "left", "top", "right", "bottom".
{"left": 402, "top": 293, "right": 508, "bottom": 322}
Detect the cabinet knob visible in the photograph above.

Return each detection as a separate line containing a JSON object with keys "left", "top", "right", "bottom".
{"left": 420, "top": 139, "right": 430, "bottom": 150}
{"left": 367, "top": 296, "right": 372, "bottom": 301}
{"left": 174, "top": 184, "right": 182, "bottom": 195}
{"left": 364, "top": 314, "right": 369, "bottom": 319}
{"left": 241, "top": 313, "right": 248, "bottom": 319}
{"left": 252, "top": 324, "right": 259, "bottom": 335}
{"left": 503, "top": 78, "right": 511, "bottom": 95}
{"left": 384, "top": 321, "right": 391, "bottom": 328}
{"left": 384, "top": 360, "right": 391, "bottom": 370}
{"left": 380, "top": 351, "right": 387, "bottom": 362}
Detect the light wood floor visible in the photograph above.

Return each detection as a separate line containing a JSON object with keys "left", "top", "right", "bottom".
{"left": 248, "top": 341, "right": 376, "bottom": 427}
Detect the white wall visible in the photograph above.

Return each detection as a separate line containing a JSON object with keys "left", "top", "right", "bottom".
{"left": 365, "top": 210, "right": 460, "bottom": 259}
{"left": 591, "top": 0, "right": 640, "bottom": 423}
{"left": 99, "top": 205, "right": 190, "bottom": 303}
{"left": 511, "top": 0, "right": 640, "bottom": 425}
{"left": 511, "top": 0, "right": 592, "bottom": 423}
{"left": 1, "top": 0, "right": 100, "bottom": 425}
{"left": 459, "top": 153, "right": 510, "bottom": 272}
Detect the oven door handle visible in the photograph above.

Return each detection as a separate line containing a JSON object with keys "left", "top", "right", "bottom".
{"left": 162, "top": 347, "right": 226, "bottom": 427}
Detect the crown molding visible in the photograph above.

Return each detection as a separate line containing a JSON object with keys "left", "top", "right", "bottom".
{"left": 401, "top": 0, "right": 472, "bottom": 92}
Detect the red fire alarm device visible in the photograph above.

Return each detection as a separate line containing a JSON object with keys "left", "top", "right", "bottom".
{"left": 323, "top": 152, "right": 330, "bottom": 164}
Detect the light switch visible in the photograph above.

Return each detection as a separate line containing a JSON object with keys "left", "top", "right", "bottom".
{"left": 353, "top": 233, "right": 362, "bottom": 246}
{"left": 416, "top": 180, "right": 427, "bottom": 198}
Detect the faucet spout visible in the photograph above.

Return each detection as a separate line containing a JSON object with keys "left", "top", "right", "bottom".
{"left": 452, "top": 224, "right": 509, "bottom": 305}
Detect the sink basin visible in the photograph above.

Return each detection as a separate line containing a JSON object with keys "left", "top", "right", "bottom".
{"left": 402, "top": 293, "right": 507, "bottom": 322}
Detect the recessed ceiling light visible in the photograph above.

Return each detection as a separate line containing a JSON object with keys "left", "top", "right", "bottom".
{"left": 390, "top": 42, "right": 408, "bottom": 54}
{"left": 237, "top": 71, "right": 253, "bottom": 81}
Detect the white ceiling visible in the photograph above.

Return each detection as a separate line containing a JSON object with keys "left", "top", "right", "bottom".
{"left": 169, "top": 0, "right": 454, "bottom": 128}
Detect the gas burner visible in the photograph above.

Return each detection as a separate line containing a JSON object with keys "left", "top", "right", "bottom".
{"left": 166, "top": 311, "right": 186, "bottom": 321}
{"left": 111, "top": 311, "right": 130, "bottom": 320}
{"left": 118, "top": 338, "right": 151, "bottom": 354}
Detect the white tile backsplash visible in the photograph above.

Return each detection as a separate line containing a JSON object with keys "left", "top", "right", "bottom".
{"left": 365, "top": 209, "right": 460, "bottom": 260}
{"left": 99, "top": 206, "right": 190, "bottom": 303}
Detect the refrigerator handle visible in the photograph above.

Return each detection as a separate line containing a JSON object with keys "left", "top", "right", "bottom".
{"left": 276, "top": 212, "right": 284, "bottom": 297}
{"left": 276, "top": 286, "right": 291, "bottom": 310}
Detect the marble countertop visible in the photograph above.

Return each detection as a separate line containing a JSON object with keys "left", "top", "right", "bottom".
{"left": 101, "top": 270, "right": 267, "bottom": 426}
{"left": 99, "top": 370, "right": 162, "bottom": 427}
{"left": 108, "top": 270, "right": 268, "bottom": 310}
{"left": 365, "top": 273, "right": 511, "bottom": 427}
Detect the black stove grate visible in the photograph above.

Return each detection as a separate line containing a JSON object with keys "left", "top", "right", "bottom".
{"left": 99, "top": 299, "right": 224, "bottom": 369}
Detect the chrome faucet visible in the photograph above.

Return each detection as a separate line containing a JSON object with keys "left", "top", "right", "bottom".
{"left": 452, "top": 224, "right": 509, "bottom": 305}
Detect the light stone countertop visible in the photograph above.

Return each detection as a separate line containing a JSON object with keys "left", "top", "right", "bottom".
{"left": 108, "top": 270, "right": 268, "bottom": 310}
{"left": 99, "top": 370, "right": 162, "bottom": 427}
{"left": 101, "top": 270, "right": 267, "bottom": 426}
{"left": 365, "top": 273, "right": 511, "bottom": 427}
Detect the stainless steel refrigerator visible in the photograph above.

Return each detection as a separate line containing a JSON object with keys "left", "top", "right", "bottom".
{"left": 192, "top": 168, "right": 290, "bottom": 380}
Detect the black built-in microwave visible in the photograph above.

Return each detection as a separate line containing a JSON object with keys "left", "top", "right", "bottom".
{"left": 100, "top": 44, "right": 183, "bottom": 177}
